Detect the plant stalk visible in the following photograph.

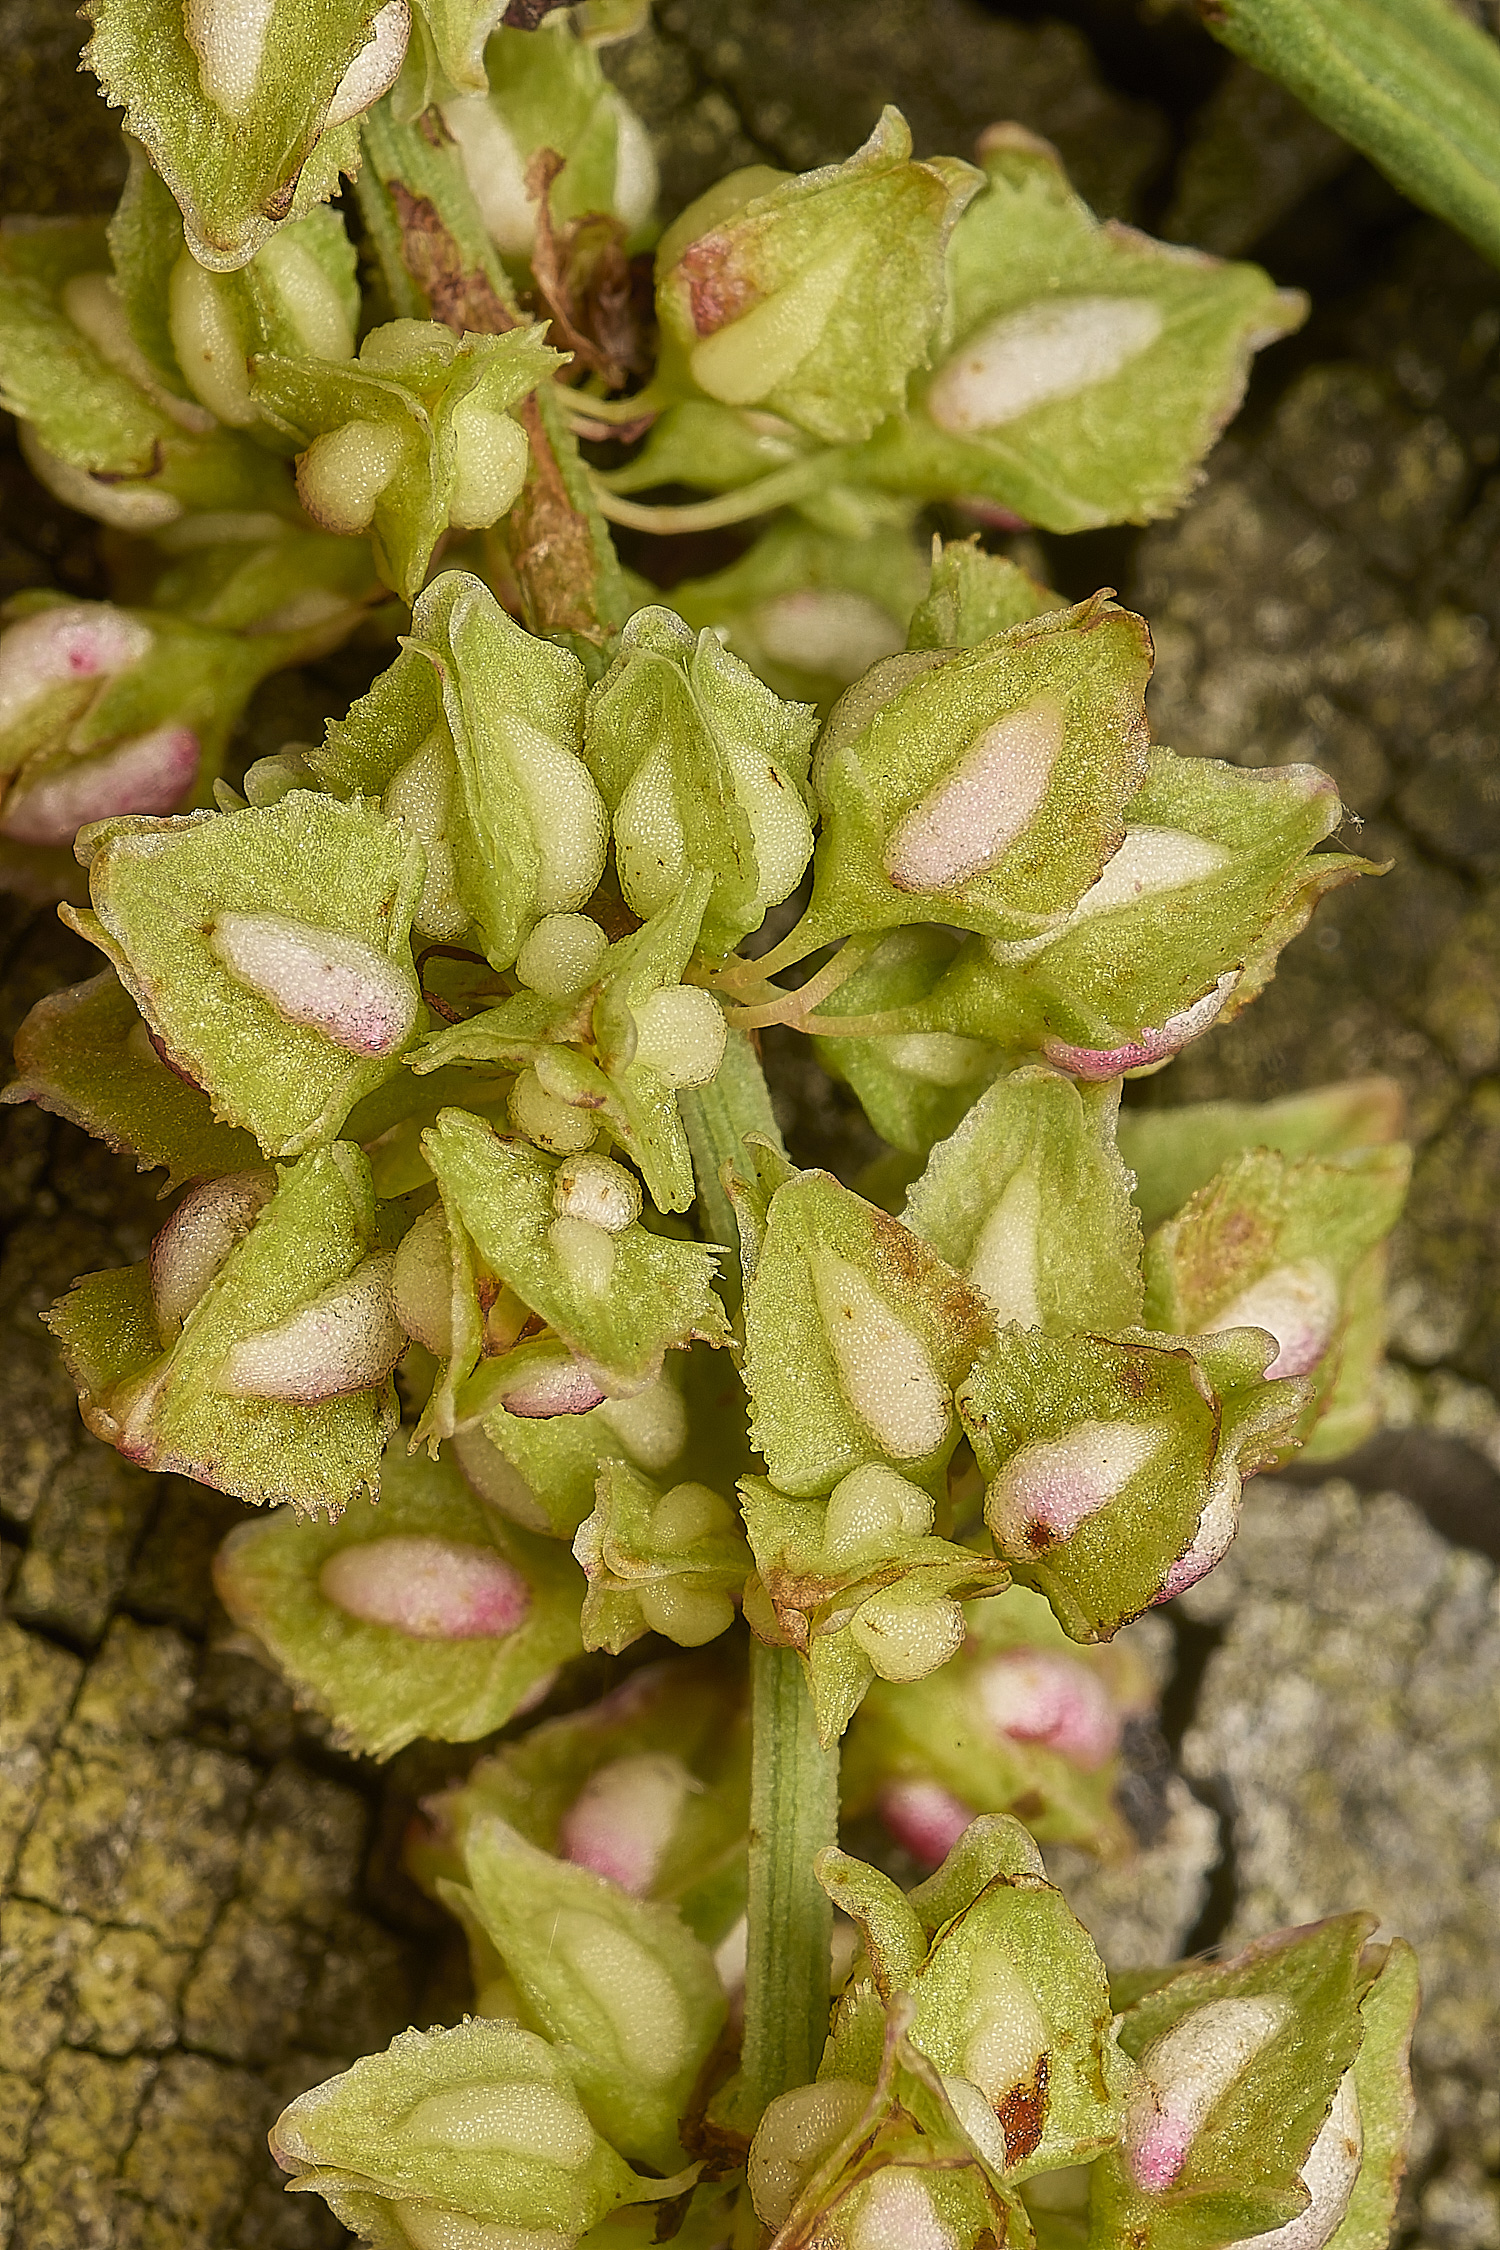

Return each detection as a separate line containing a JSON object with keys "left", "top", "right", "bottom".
{"left": 740, "top": 1638, "right": 841, "bottom": 2126}
{"left": 678, "top": 1027, "right": 784, "bottom": 1315}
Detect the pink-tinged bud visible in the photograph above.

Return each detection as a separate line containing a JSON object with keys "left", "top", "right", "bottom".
{"left": 1228, "top": 2073, "right": 1362, "bottom": 2250}
{"left": 1124, "top": 1995, "right": 1291, "bottom": 2192}
{"left": 319, "top": 1533, "right": 531, "bottom": 1639}
{"left": 1208, "top": 1262, "right": 1340, "bottom": 1380}
{"left": 976, "top": 1648, "right": 1121, "bottom": 1770}
{"left": 1153, "top": 1478, "right": 1240, "bottom": 1606}
{"left": 0, "top": 605, "right": 153, "bottom": 733}
{"left": 218, "top": 1253, "right": 404, "bottom": 1402}
{"left": 210, "top": 912, "right": 419, "bottom": 1057}
{"left": 877, "top": 1777, "right": 974, "bottom": 1867}
{"left": 557, "top": 1753, "right": 696, "bottom": 1893}
{"left": 988, "top": 1419, "right": 1165, "bottom": 1553}
{"left": 1, "top": 727, "right": 200, "bottom": 844}
{"left": 884, "top": 697, "right": 1063, "bottom": 893}
{"left": 149, "top": 1169, "right": 277, "bottom": 1339}
{"left": 1042, "top": 973, "right": 1238, "bottom": 1080}
{"left": 493, "top": 1346, "right": 608, "bottom": 1420}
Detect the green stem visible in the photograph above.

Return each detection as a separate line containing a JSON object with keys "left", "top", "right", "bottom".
{"left": 740, "top": 1639, "right": 841, "bottom": 2125}
{"left": 590, "top": 455, "right": 841, "bottom": 535}
{"left": 678, "top": 1027, "right": 784, "bottom": 1316}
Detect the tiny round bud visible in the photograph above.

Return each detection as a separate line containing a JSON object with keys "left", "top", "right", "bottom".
{"left": 509, "top": 1068, "right": 599, "bottom": 1155}
{"left": 546, "top": 1213, "right": 617, "bottom": 1296}
{"left": 648, "top": 1482, "right": 737, "bottom": 1547}
{"left": 297, "top": 420, "right": 408, "bottom": 535}
{"left": 822, "top": 1464, "right": 933, "bottom": 1568}
{"left": 630, "top": 984, "right": 727, "bottom": 1089}
{"left": 553, "top": 1153, "right": 641, "bottom": 1235}
{"left": 748, "top": 2079, "right": 871, "bottom": 2230}
{"left": 636, "top": 1578, "right": 736, "bottom": 1647}
{"left": 319, "top": 1534, "right": 531, "bottom": 1640}
{"left": 597, "top": 1374, "right": 688, "bottom": 1472}
{"left": 446, "top": 399, "right": 529, "bottom": 530}
{"left": 849, "top": 1587, "right": 965, "bottom": 1683}
{"left": 149, "top": 1169, "right": 277, "bottom": 1341}
{"left": 515, "top": 912, "right": 609, "bottom": 999}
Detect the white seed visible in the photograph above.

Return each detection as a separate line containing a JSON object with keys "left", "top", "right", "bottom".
{"left": 553, "top": 1153, "right": 641, "bottom": 1234}
{"left": 18, "top": 427, "right": 182, "bottom": 529}
{"left": 399, "top": 2079, "right": 592, "bottom": 2165}
{"left": 848, "top": 1587, "right": 966, "bottom": 1681}
{"left": 1, "top": 726, "right": 201, "bottom": 846}
{"left": 322, "top": 0, "right": 411, "bottom": 129}
{"left": 884, "top": 697, "right": 1064, "bottom": 893}
{"left": 1226, "top": 2073, "right": 1362, "bottom": 2250}
{"left": 1066, "top": 825, "right": 1230, "bottom": 921}
{"left": 296, "top": 420, "right": 408, "bottom": 535}
{"left": 748, "top": 2079, "right": 871, "bottom": 2230}
{"left": 850, "top": 2168, "right": 955, "bottom": 2250}
{"left": 442, "top": 97, "right": 535, "bottom": 256}
{"left": 394, "top": 2200, "right": 574, "bottom": 2250}
{"left": 550, "top": 1908, "right": 688, "bottom": 2077}
{"left": 822, "top": 1463, "right": 933, "bottom": 1567}
{"left": 751, "top": 589, "right": 904, "bottom": 680}
{"left": 515, "top": 912, "right": 609, "bottom": 999}
{"left": 688, "top": 237, "right": 860, "bottom": 404}
{"left": 182, "top": 0, "right": 276, "bottom": 118}
{"left": 612, "top": 97, "right": 659, "bottom": 236}
{"left": 613, "top": 740, "right": 689, "bottom": 920}
{"left": 631, "top": 984, "right": 727, "bottom": 1089}
{"left": 149, "top": 1169, "right": 276, "bottom": 1339}
{"left": 509, "top": 1068, "right": 598, "bottom": 1155}
{"left": 447, "top": 399, "right": 529, "bottom": 530}
{"left": 451, "top": 1425, "right": 551, "bottom": 1533}
{"left": 319, "top": 1533, "right": 531, "bottom": 1639}
{"left": 558, "top": 1752, "right": 695, "bottom": 1894}
{"left": 1125, "top": 1995, "right": 1292, "bottom": 2192}
{"left": 384, "top": 730, "right": 469, "bottom": 944}
{"left": 927, "top": 294, "right": 1164, "bottom": 433}
{"left": 211, "top": 911, "right": 418, "bottom": 1055}
{"left": 1208, "top": 1261, "right": 1340, "bottom": 1380}
{"left": 253, "top": 230, "right": 357, "bottom": 361}
{"left": 218, "top": 1252, "right": 404, "bottom": 1400}
{"left": 547, "top": 1213, "right": 617, "bottom": 1296}
{"left": 811, "top": 1251, "right": 949, "bottom": 1460}
{"left": 507, "top": 716, "right": 610, "bottom": 916}
{"left": 960, "top": 1950, "right": 1049, "bottom": 2108}
{"left": 988, "top": 1418, "right": 1165, "bottom": 1551}
{"left": 966, "top": 1166, "right": 1042, "bottom": 1327}
{"left": 883, "top": 1031, "right": 992, "bottom": 1087}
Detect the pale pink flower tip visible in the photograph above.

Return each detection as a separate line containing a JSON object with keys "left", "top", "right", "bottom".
{"left": 977, "top": 1648, "right": 1121, "bottom": 1769}
{"left": 877, "top": 1777, "right": 974, "bottom": 1867}
{"left": 319, "top": 1534, "right": 531, "bottom": 1639}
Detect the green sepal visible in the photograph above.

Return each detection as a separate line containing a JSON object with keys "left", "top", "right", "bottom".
{"left": 64, "top": 792, "right": 425, "bottom": 1158}
{"left": 958, "top": 1325, "right": 1306, "bottom": 1639}
{"left": 820, "top": 1817, "right": 1130, "bottom": 2183}
{"left": 583, "top": 604, "right": 818, "bottom": 957}
{"left": 0, "top": 217, "right": 294, "bottom": 523}
{"left": 1093, "top": 1915, "right": 1376, "bottom": 2250}
{"left": 453, "top": 1812, "right": 727, "bottom": 2170}
{"left": 811, "top": 929, "right": 1003, "bottom": 1158}
{"left": 421, "top": 1107, "right": 731, "bottom": 1394}
{"left": 740, "top": 1470, "right": 1009, "bottom": 1742}
{"left": 797, "top": 594, "right": 1152, "bottom": 958}
{"left": 252, "top": 323, "right": 562, "bottom": 601}
{"left": 851, "top": 127, "right": 1305, "bottom": 533}
{"left": 1118, "top": 1078, "right": 1406, "bottom": 1233}
{"left": 742, "top": 1168, "right": 995, "bottom": 1498}
{"left": 1, "top": 967, "right": 260, "bottom": 1190}
{"left": 667, "top": 518, "right": 928, "bottom": 707}
{"left": 654, "top": 108, "right": 980, "bottom": 444}
{"left": 213, "top": 1442, "right": 585, "bottom": 1755}
{"left": 906, "top": 541, "right": 1064, "bottom": 651}
{"left": 270, "top": 2017, "right": 645, "bottom": 2241}
{"left": 1142, "top": 1143, "right": 1409, "bottom": 1461}
{"left": 82, "top": 0, "right": 380, "bottom": 272}
{"left": 925, "top": 751, "right": 1375, "bottom": 1074}
{"left": 410, "top": 1650, "right": 750, "bottom": 1947}
{"left": 1327, "top": 1939, "right": 1420, "bottom": 2250}
{"left": 45, "top": 1144, "right": 399, "bottom": 1515}
{"left": 574, "top": 1460, "right": 752, "bottom": 1655}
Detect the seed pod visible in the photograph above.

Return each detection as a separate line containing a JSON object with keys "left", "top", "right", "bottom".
{"left": 320, "top": 1533, "right": 532, "bottom": 1640}
{"left": 558, "top": 1753, "right": 698, "bottom": 1894}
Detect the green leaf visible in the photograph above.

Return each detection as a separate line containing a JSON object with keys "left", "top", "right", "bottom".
{"left": 1118, "top": 1078, "right": 1406, "bottom": 1233}
{"left": 797, "top": 594, "right": 1153, "bottom": 959}
{"left": 851, "top": 127, "right": 1305, "bottom": 532}
{"left": 46, "top": 1144, "right": 400, "bottom": 1514}
{"left": 456, "top": 1813, "right": 727, "bottom": 2169}
{"left": 65, "top": 792, "right": 426, "bottom": 1158}
{"left": 574, "top": 1460, "right": 751, "bottom": 1654}
{"left": 903, "top": 1068, "right": 1143, "bottom": 1334}
{"left": 654, "top": 108, "right": 980, "bottom": 444}
{"left": 215, "top": 1442, "right": 585, "bottom": 1755}
{"left": 2, "top": 967, "right": 260, "bottom": 1190}
{"left": 270, "top": 2016, "right": 644, "bottom": 2240}
{"left": 743, "top": 1168, "right": 995, "bottom": 1498}
{"left": 582, "top": 604, "right": 818, "bottom": 958}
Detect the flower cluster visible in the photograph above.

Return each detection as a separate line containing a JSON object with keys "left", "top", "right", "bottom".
{"left": 2, "top": 6, "right": 1421, "bottom": 2245}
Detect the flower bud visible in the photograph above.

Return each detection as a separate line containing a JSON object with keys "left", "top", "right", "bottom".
{"left": 558, "top": 1753, "right": 698, "bottom": 1894}
{"left": 149, "top": 1167, "right": 277, "bottom": 1338}
{"left": 211, "top": 912, "right": 421, "bottom": 1057}
{"left": 297, "top": 419, "right": 410, "bottom": 533}
{"left": 976, "top": 1649, "right": 1120, "bottom": 1770}
{"left": 822, "top": 1464, "right": 933, "bottom": 1567}
{"left": 848, "top": 1584, "right": 966, "bottom": 1682}
{"left": 516, "top": 913, "right": 610, "bottom": 999}
{"left": 877, "top": 1778, "right": 975, "bottom": 1867}
{"left": 553, "top": 1153, "right": 643, "bottom": 1235}
{"left": 219, "top": 1250, "right": 404, "bottom": 1402}
{"left": 1124, "top": 1996, "right": 1292, "bottom": 2191}
{"left": 574, "top": 1462, "right": 749, "bottom": 1656}
{"left": 319, "top": 1533, "right": 531, "bottom": 1640}
{"left": 510, "top": 1068, "right": 601, "bottom": 1155}
{"left": 631, "top": 984, "right": 727, "bottom": 1089}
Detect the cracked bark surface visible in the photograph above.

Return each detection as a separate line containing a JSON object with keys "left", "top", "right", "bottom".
{"left": 2, "top": 3, "right": 1499, "bottom": 2246}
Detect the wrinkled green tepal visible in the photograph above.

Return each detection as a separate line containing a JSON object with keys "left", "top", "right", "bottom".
{"left": 654, "top": 107, "right": 980, "bottom": 444}
{"left": 906, "top": 540, "right": 1064, "bottom": 652}
{"left": 214, "top": 1444, "right": 585, "bottom": 1755}
{"left": 583, "top": 604, "right": 819, "bottom": 958}
{"left": 811, "top": 929, "right": 1003, "bottom": 1158}
{"left": 743, "top": 1168, "right": 995, "bottom": 1498}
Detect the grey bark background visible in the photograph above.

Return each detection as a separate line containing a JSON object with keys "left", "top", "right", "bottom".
{"left": 1, "top": 4, "right": 1497, "bottom": 2245}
